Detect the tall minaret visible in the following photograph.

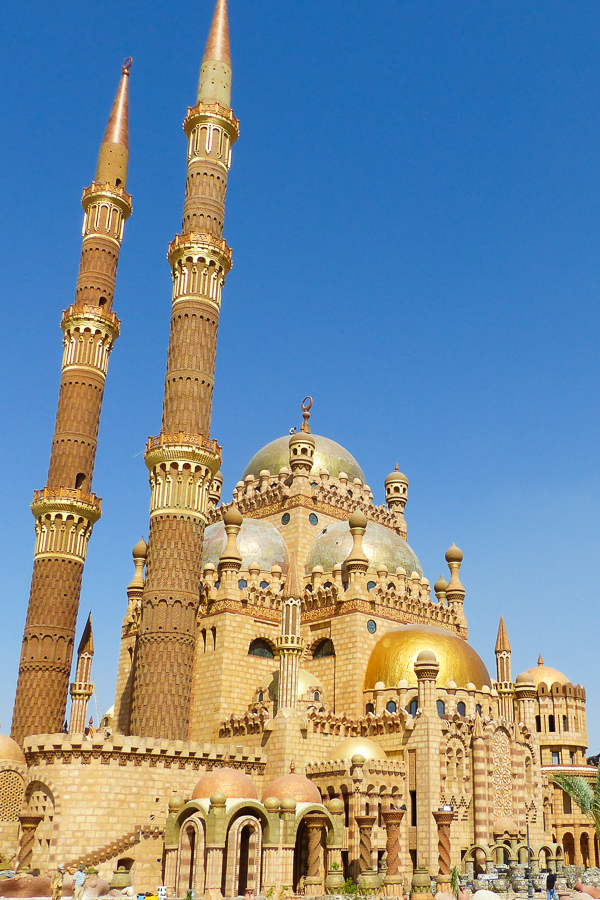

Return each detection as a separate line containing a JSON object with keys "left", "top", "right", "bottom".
{"left": 495, "top": 615, "right": 514, "bottom": 721}
{"left": 129, "top": 0, "right": 239, "bottom": 740}
{"left": 12, "top": 62, "right": 133, "bottom": 744}
{"left": 69, "top": 614, "right": 94, "bottom": 735}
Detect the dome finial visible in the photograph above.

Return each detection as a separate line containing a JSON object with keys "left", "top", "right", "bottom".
{"left": 538, "top": 654, "right": 544, "bottom": 666}
{"left": 96, "top": 59, "right": 132, "bottom": 187}
{"left": 395, "top": 463, "right": 399, "bottom": 472}
{"left": 300, "top": 396, "right": 313, "bottom": 434}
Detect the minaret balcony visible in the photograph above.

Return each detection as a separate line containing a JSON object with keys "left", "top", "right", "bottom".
{"left": 31, "top": 487, "right": 102, "bottom": 522}
{"left": 82, "top": 181, "right": 132, "bottom": 214}
{"left": 168, "top": 232, "right": 232, "bottom": 272}
{"left": 184, "top": 102, "right": 239, "bottom": 141}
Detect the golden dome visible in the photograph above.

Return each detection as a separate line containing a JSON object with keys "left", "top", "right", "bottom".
{"left": 525, "top": 657, "right": 569, "bottom": 687}
{"left": 242, "top": 434, "right": 365, "bottom": 482}
{"left": 261, "top": 774, "right": 321, "bottom": 804}
{"left": 260, "top": 668, "right": 324, "bottom": 702}
{"left": 328, "top": 737, "right": 387, "bottom": 761}
{"left": 191, "top": 767, "right": 258, "bottom": 800}
{"left": 0, "top": 735, "right": 25, "bottom": 765}
{"left": 364, "top": 624, "right": 491, "bottom": 691}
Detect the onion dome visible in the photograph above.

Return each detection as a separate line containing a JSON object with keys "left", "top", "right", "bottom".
{"left": 434, "top": 576, "right": 448, "bottom": 595}
{"left": 261, "top": 774, "right": 321, "bottom": 804}
{"left": 0, "top": 735, "right": 26, "bottom": 765}
{"left": 445, "top": 544, "right": 464, "bottom": 564}
{"left": 524, "top": 656, "right": 570, "bottom": 687}
{"left": 242, "top": 434, "right": 365, "bottom": 483}
{"left": 364, "top": 624, "right": 491, "bottom": 691}
{"left": 132, "top": 537, "right": 147, "bottom": 560}
{"left": 328, "top": 736, "right": 387, "bottom": 761}
{"left": 191, "top": 767, "right": 258, "bottom": 800}
{"left": 306, "top": 520, "right": 422, "bottom": 576}
{"left": 259, "top": 668, "right": 324, "bottom": 702}
{"left": 202, "top": 518, "right": 289, "bottom": 574}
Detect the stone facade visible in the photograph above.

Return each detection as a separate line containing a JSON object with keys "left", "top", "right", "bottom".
{"left": 4, "top": 0, "right": 599, "bottom": 897}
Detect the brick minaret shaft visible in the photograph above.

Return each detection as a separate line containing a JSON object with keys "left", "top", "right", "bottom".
{"left": 129, "top": 0, "right": 239, "bottom": 740}
{"left": 11, "top": 63, "right": 133, "bottom": 744}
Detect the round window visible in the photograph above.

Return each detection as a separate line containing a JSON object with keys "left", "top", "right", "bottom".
{"left": 281, "top": 513, "right": 290, "bottom": 525}
{"left": 367, "top": 619, "right": 377, "bottom": 634}
{"left": 309, "top": 513, "right": 318, "bottom": 526}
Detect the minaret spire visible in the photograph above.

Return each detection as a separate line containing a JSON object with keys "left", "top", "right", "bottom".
{"left": 11, "top": 63, "right": 133, "bottom": 744}
{"left": 129, "top": 4, "right": 239, "bottom": 740}
{"left": 494, "top": 615, "right": 514, "bottom": 722}
{"left": 198, "top": 0, "right": 232, "bottom": 107}
{"left": 96, "top": 58, "right": 131, "bottom": 187}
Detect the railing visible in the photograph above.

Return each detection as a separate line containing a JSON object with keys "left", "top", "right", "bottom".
{"left": 32, "top": 487, "right": 102, "bottom": 512}
{"left": 82, "top": 181, "right": 132, "bottom": 204}
{"left": 62, "top": 304, "right": 120, "bottom": 328}
{"left": 185, "top": 101, "right": 239, "bottom": 127}
{"left": 146, "top": 432, "right": 221, "bottom": 456}
{"left": 168, "top": 231, "right": 231, "bottom": 258}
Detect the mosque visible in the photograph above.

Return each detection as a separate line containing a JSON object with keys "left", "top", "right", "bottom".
{"left": 0, "top": 0, "right": 597, "bottom": 896}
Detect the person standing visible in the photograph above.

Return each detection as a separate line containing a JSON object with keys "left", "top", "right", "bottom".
{"left": 73, "top": 865, "right": 86, "bottom": 900}
{"left": 547, "top": 871, "right": 558, "bottom": 900}
{"left": 51, "top": 864, "right": 65, "bottom": 900}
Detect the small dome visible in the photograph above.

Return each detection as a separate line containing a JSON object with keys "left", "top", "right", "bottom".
{"left": 260, "top": 668, "right": 324, "bottom": 703}
{"left": 262, "top": 774, "right": 321, "bottom": 805}
{"left": 328, "top": 737, "right": 387, "bottom": 761}
{"left": 202, "top": 518, "right": 289, "bottom": 574}
{"left": 416, "top": 649, "right": 437, "bottom": 664}
{"left": 493, "top": 817, "right": 519, "bottom": 835}
{"left": 223, "top": 506, "right": 243, "bottom": 527}
{"left": 364, "top": 624, "right": 491, "bottom": 691}
{"left": 349, "top": 510, "right": 367, "bottom": 530}
{"left": 434, "top": 576, "right": 448, "bottom": 593}
{"left": 191, "top": 767, "right": 258, "bottom": 800}
{"left": 385, "top": 468, "right": 408, "bottom": 486}
{"left": 525, "top": 661, "right": 570, "bottom": 687}
{"left": 169, "top": 794, "right": 186, "bottom": 812}
{"left": 516, "top": 672, "right": 536, "bottom": 686}
{"left": 306, "top": 520, "right": 422, "bottom": 576}
{"left": 242, "top": 434, "right": 365, "bottom": 483}
{"left": 0, "top": 735, "right": 25, "bottom": 765}
{"left": 445, "top": 544, "right": 463, "bottom": 564}
{"left": 132, "top": 537, "right": 147, "bottom": 559}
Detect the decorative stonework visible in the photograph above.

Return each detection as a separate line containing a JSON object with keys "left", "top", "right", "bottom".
{"left": 492, "top": 728, "right": 513, "bottom": 818}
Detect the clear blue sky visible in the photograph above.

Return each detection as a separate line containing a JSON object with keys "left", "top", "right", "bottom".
{"left": 1, "top": 1, "right": 599, "bottom": 747}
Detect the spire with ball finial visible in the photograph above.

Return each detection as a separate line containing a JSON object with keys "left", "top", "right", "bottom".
{"left": 198, "top": 0, "right": 232, "bottom": 107}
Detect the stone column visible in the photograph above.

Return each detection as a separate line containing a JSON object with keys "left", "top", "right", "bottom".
{"left": 432, "top": 810, "right": 454, "bottom": 893}
{"left": 163, "top": 847, "right": 177, "bottom": 897}
{"left": 204, "top": 846, "right": 225, "bottom": 900}
{"left": 304, "top": 814, "right": 327, "bottom": 896}
{"left": 382, "top": 809, "right": 405, "bottom": 896}
{"left": 18, "top": 814, "right": 43, "bottom": 869}
{"left": 355, "top": 815, "right": 377, "bottom": 872}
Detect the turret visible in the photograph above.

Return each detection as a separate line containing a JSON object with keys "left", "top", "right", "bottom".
{"left": 129, "top": 0, "right": 238, "bottom": 740}
{"left": 275, "top": 556, "right": 305, "bottom": 710}
{"left": 12, "top": 62, "right": 133, "bottom": 744}
{"left": 444, "top": 544, "right": 466, "bottom": 627}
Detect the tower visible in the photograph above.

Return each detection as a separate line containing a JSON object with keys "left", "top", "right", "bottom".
{"left": 12, "top": 62, "right": 133, "bottom": 744}
{"left": 494, "top": 615, "right": 514, "bottom": 721}
{"left": 69, "top": 613, "right": 94, "bottom": 735}
{"left": 129, "top": 0, "right": 239, "bottom": 740}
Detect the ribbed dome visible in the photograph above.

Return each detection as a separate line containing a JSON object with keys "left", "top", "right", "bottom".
{"left": 202, "top": 518, "right": 289, "bottom": 574}
{"left": 364, "top": 624, "right": 491, "bottom": 691}
{"left": 328, "top": 737, "right": 387, "bottom": 761}
{"left": 0, "top": 735, "right": 25, "bottom": 765}
{"left": 306, "top": 520, "right": 422, "bottom": 577}
{"left": 242, "top": 434, "right": 365, "bottom": 483}
{"left": 191, "top": 768, "right": 258, "bottom": 800}
{"left": 261, "top": 774, "right": 321, "bottom": 804}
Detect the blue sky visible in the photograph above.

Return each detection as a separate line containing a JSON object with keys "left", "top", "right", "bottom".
{"left": 1, "top": 1, "right": 600, "bottom": 747}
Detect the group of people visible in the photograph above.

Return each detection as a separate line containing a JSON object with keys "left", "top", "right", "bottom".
{"left": 51, "top": 864, "right": 87, "bottom": 900}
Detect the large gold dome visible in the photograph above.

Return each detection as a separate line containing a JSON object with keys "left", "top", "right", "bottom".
{"left": 242, "top": 434, "right": 365, "bottom": 482}
{"left": 364, "top": 624, "right": 491, "bottom": 691}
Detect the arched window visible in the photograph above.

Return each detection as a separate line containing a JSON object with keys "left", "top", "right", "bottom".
{"left": 75, "top": 472, "right": 86, "bottom": 489}
{"left": 457, "top": 701, "right": 466, "bottom": 717}
{"left": 549, "top": 715, "right": 556, "bottom": 733}
{"left": 248, "top": 638, "right": 274, "bottom": 659}
{"left": 475, "top": 703, "right": 482, "bottom": 716}
{"left": 258, "top": 691, "right": 264, "bottom": 703}
{"left": 386, "top": 700, "right": 397, "bottom": 714}
{"left": 314, "top": 691, "right": 320, "bottom": 702}
{"left": 409, "top": 698, "right": 418, "bottom": 717}
{"left": 437, "top": 700, "right": 446, "bottom": 717}
{"left": 366, "top": 702, "right": 375, "bottom": 715}
{"left": 535, "top": 715, "right": 542, "bottom": 732}
{"left": 313, "top": 639, "right": 335, "bottom": 658}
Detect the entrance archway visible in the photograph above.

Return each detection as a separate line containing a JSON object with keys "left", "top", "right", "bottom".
{"left": 225, "top": 814, "right": 262, "bottom": 898}
{"left": 562, "top": 833, "right": 575, "bottom": 866}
